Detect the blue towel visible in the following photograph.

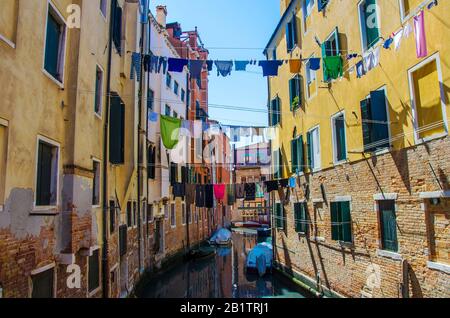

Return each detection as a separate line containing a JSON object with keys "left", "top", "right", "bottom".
{"left": 148, "top": 111, "right": 158, "bottom": 122}
{"left": 383, "top": 37, "right": 394, "bottom": 49}
{"left": 308, "top": 58, "right": 321, "bottom": 71}
{"left": 258, "top": 60, "right": 283, "bottom": 76}
{"left": 158, "top": 57, "right": 167, "bottom": 74}
{"left": 206, "top": 60, "right": 214, "bottom": 71}
{"left": 214, "top": 60, "right": 234, "bottom": 77}
{"left": 189, "top": 60, "right": 204, "bottom": 79}
{"left": 235, "top": 60, "right": 250, "bottom": 71}
{"left": 168, "top": 58, "right": 188, "bottom": 72}
{"left": 289, "top": 177, "right": 296, "bottom": 188}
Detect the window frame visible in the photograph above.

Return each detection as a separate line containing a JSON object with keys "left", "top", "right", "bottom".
{"left": 42, "top": 0, "right": 67, "bottom": 88}
{"left": 398, "top": 0, "right": 429, "bottom": 23}
{"left": 173, "top": 81, "right": 179, "bottom": 95}
{"left": 289, "top": 74, "right": 302, "bottom": 111}
{"left": 302, "top": 0, "right": 315, "bottom": 35}
{"left": 408, "top": 53, "right": 448, "bottom": 145}
{"left": 330, "top": 200, "right": 353, "bottom": 244}
{"left": 170, "top": 202, "right": 176, "bottom": 228}
{"left": 0, "top": 119, "right": 9, "bottom": 208}
{"left": 87, "top": 247, "right": 101, "bottom": 295}
{"left": 294, "top": 201, "right": 309, "bottom": 234}
{"left": 331, "top": 111, "right": 348, "bottom": 165}
{"left": 377, "top": 200, "right": 399, "bottom": 253}
{"left": 307, "top": 125, "right": 321, "bottom": 172}
{"left": 92, "top": 158, "right": 101, "bottom": 207}
{"left": 34, "top": 135, "right": 60, "bottom": 210}
{"left": 29, "top": 263, "right": 56, "bottom": 298}
{"left": 0, "top": 0, "right": 19, "bottom": 48}
{"left": 166, "top": 73, "right": 172, "bottom": 88}
{"left": 357, "top": 0, "right": 382, "bottom": 54}
{"left": 94, "top": 64, "right": 104, "bottom": 118}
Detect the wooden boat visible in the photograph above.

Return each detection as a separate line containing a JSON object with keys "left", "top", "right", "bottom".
{"left": 233, "top": 221, "right": 261, "bottom": 228}
{"left": 209, "top": 228, "right": 232, "bottom": 246}
{"left": 186, "top": 246, "right": 216, "bottom": 260}
{"left": 246, "top": 243, "right": 273, "bottom": 276}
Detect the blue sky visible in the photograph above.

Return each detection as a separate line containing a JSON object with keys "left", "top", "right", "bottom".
{"left": 152, "top": 0, "right": 280, "bottom": 127}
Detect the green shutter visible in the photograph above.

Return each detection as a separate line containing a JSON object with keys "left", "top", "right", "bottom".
{"left": 340, "top": 201, "right": 352, "bottom": 242}
{"left": 295, "top": 203, "right": 308, "bottom": 233}
{"left": 289, "top": 78, "right": 294, "bottom": 111}
{"left": 370, "top": 90, "right": 389, "bottom": 149}
{"left": 321, "top": 42, "right": 328, "bottom": 82}
{"left": 365, "top": 0, "right": 380, "bottom": 49}
{"left": 298, "top": 135, "right": 304, "bottom": 173}
{"left": 297, "top": 76, "right": 303, "bottom": 109}
{"left": 36, "top": 142, "right": 53, "bottom": 206}
{"left": 291, "top": 139, "right": 298, "bottom": 174}
{"left": 335, "top": 115, "right": 346, "bottom": 161}
{"left": 360, "top": 98, "right": 372, "bottom": 151}
{"left": 331, "top": 202, "right": 340, "bottom": 241}
{"left": 44, "top": 13, "right": 61, "bottom": 79}
{"left": 109, "top": 94, "right": 125, "bottom": 164}
{"left": 275, "top": 203, "right": 283, "bottom": 228}
{"left": 276, "top": 96, "right": 281, "bottom": 125}
{"left": 380, "top": 201, "right": 398, "bottom": 252}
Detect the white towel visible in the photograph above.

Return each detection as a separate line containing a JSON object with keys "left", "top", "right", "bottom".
{"left": 403, "top": 21, "right": 413, "bottom": 38}
{"left": 393, "top": 29, "right": 404, "bottom": 50}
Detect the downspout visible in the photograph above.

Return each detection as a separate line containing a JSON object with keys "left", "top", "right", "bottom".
{"left": 101, "top": 0, "right": 116, "bottom": 299}
{"left": 185, "top": 71, "right": 190, "bottom": 253}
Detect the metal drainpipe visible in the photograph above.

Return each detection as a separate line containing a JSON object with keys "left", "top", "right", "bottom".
{"left": 101, "top": 0, "right": 116, "bottom": 299}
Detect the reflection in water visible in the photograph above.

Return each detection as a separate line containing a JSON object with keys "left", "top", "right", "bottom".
{"left": 139, "top": 231, "right": 311, "bottom": 298}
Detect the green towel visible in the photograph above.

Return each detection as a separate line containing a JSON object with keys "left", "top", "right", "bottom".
{"left": 227, "top": 184, "right": 235, "bottom": 205}
{"left": 160, "top": 115, "right": 181, "bottom": 149}
{"left": 323, "top": 56, "right": 343, "bottom": 80}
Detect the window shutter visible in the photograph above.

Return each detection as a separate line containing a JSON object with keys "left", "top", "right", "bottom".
{"left": 275, "top": 203, "right": 283, "bottom": 228}
{"left": 331, "top": 203, "right": 340, "bottom": 241}
{"left": 318, "top": 0, "right": 329, "bottom": 12}
{"left": 321, "top": 42, "right": 329, "bottom": 82}
{"left": 335, "top": 116, "right": 346, "bottom": 161}
{"left": 289, "top": 79, "right": 294, "bottom": 111}
{"left": 370, "top": 90, "right": 389, "bottom": 149}
{"left": 298, "top": 135, "right": 304, "bottom": 173}
{"left": 340, "top": 201, "right": 352, "bottom": 243}
{"left": 36, "top": 143, "right": 53, "bottom": 206}
{"left": 334, "top": 27, "right": 340, "bottom": 55}
{"left": 297, "top": 76, "right": 303, "bottom": 108}
{"left": 109, "top": 94, "right": 125, "bottom": 164}
{"left": 292, "top": 13, "right": 298, "bottom": 47}
{"left": 119, "top": 224, "right": 127, "bottom": 256}
{"left": 44, "top": 14, "right": 61, "bottom": 79}
{"left": 360, "top": 98, "right": 372, "bottom": 151}
{"left": 380, "top": 201, "right": 398, "bottom": 252}
{"left": 365, "top": 0, "right": 380, "bottom": 49}
{"left": 286, "top": 22, "right": 292, "bottom": 52}
{"left": 291, "top": 139, "right": 298, "bottom": 173}
{"left": 294, "top": 203, "right": 301, "bottom": 232}
{"left": 113, "top": 0, "right": 122, "bottom": 54}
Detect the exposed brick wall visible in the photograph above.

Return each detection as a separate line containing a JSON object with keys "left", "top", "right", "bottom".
{"left": 274, "top": 136, "right": 450, "bottom": 298}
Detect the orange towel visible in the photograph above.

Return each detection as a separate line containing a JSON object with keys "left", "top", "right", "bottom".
{"left": 289, "top": 59, "right": 301, "bottom": 73}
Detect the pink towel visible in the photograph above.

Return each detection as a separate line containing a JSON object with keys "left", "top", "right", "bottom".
{"left": 414, "top": 10, "right": 428, "bottom": 58}
{"left": 214, "top": 184, "right": 226, "bottom": 201}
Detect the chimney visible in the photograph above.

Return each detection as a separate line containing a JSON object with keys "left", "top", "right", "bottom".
{"left": 156, "top": 5, "right": 167, "bottom": 28}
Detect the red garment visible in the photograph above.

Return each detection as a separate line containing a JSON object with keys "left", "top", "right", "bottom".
{"left": 213, "top": 184, "right": 226, "bottom": 201}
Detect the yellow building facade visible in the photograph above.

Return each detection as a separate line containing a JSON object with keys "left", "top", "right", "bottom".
{"left": 266, "top": 0, "right": 449, "bottom": 298}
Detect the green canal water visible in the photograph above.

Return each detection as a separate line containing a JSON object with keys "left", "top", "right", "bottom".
{"left": 138, "top": 230, "right": 313, "bottom": 298}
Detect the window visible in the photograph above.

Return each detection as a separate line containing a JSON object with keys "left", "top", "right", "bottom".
{"left": 165, "top": 104, "right": 171, "bottom": 116}
{"left": 378, "top": 200, "right": 398, "bottom": 252}
{"left": 321, "top": 28, "right": 340, "bottom": 82}
{"left": 358, "top": 0, "right": 381, "bottom": 52}
{"left": 427, "top": 199, "right": 449, "bottom": 265}
{"left": 127, "top": 201, "right": 132, "bottom": 228}
{"left": 269, "top": 96, "right": 281, "bottom": 126}
{"left": 174, "top": 81, "right": 179, "bottom": 95}
{"left": 360, "top": 89, "right": 390, "bottom": 152}
{"left": 331, "top": 112, "right": 347, "bottom": 164}
{"left": 330, "top": 201, "right": 352, "bottom": 243}
{"left": 181, "top": 89, "right": 185, "bottom": 102}
{"left": 112, "top": 0, "right": 122, "bottom": 54}
{"left": 186, "top": 89, "right": 191, "bottom": 107}
{"left": 170, "top": 203, "right": 176, "bottom": 227}
{"left": 274, "top": 203, "right": 285, "bottom": 230}
{"left": 173, "top": 111, "right": 178, "bottom": 119}
{"left": 31, "top": 267, "right": 54, "bottom": 298}
{"left": 148, "top": 145, "right": 156, "bottom": 179}
{"left": 318, "top": 0, "right": 330, "bottom": 12}
{"left": 305, "top": 55, "right": 317, "bottom": 99}
{"left": 92, "top": 160, "right": 100, "bottom": 206}
{"left": 88, "top": 249, "right": 100, "bottom": 293}
{"left": 35, "top": 138, "right": 59, "bottom": 207}
{"left": 399, "top": 0, "right": 424, "bottom": 21}
{"left": 166, "top": 73, "right": 172, "bottom": 88}
{"left": 44, "top": 3, "right": 67, "bottom": 84}
{"left": 271, "top": 47, "right": 277, "bottom": 61}
{"left": 170, "top": 162, "right": 178, "bottom": 185}
{"left": 100, "top": 0, "right": 107, "bottom": 17}
{"left": 307, "top": 127, "right": 321, "bottom": 171}
{"left": 147, "top": 89, "right": 154, "bottom": 111}
{"left": 289, "top": 75, "right": 302, "bottom": 111}
{"left": 0, "top": 0, "right": 19, "bottom": 47}
{"left": 147, "top": 204, "right": 154, "bottom": 223}
{"left": 291, "top": 135, "right": 304, "bottom": 174}
{"left": 164, "top": 204, "right": 169, "bottom": 220}
{"left": 119, "top": 224, "right": 127, "bottom": 256}
{"left": 303, "top": 0, "right": 314, "bottom": 33}
{"left": 109, "top": 200, "right": 116, "bottom": 234}
{"left": 409, "top": 55, "right": 447, "bottom": 142}
{"left": 133, "top": 202, "right": 137, "bottom": 226}
{"left": 94, "top": 66, "right": 103, "bottom": 116}
{"left": 182, "top": 204, "right": 186, "bottom": 225}
{"left": 188, "top": 204, "right": 192, "bottom": 224}
{"left": 109, "top": 94, "right": 125, "bottom": 164}
{"left": 0, "top": 122, "right": 8, "bottom": 205}
{"left": 286, "top": 13, "right": 298, "bottom": 52}
{"left": 294, "top": 202, "right": 308, "bottom": 234}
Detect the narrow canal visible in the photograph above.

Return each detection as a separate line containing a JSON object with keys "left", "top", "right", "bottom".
{"left": 138, "top": 230, "right": 313, "bottom": 298}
